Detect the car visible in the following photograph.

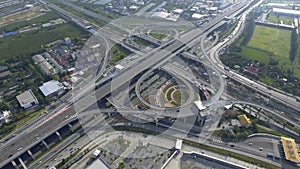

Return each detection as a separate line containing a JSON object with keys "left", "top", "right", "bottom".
{"left": 259, "top": 147, "right": 263, "bottom": 151}
{"left": 249, "top": 142, "right": 253, "bottom": 146}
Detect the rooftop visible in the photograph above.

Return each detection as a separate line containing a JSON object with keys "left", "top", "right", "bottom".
{"left": 194, "top": 100, "right": 206, "bottom": 111}
{"left": 273, "top": 8, "right": 300, "bottom": 16}
{"left": 238, "top": 114, "right": 251, "bottom": 127}
{"left": 16, "top": 90, "right": 38, "bottom": 107}
{"left": 192, "top": 13, "right": 206, "bottom": 19}
{"left": 175, "top": 139, "right": 183, "bottom": 150}
{"left": 87, "top": 158, "right": 110, "bottom": 169}
{"left": 39, "top": 80, "right": 64, "bottom": 97}
{"left": 281, "top": 137, "right": 300, "bottom": 163}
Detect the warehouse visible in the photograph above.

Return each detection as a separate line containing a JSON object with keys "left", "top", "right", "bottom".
{"left": 39, "top": 80, "right": 65, "bottom": 97}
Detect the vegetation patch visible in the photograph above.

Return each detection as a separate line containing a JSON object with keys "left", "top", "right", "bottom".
{"left": 0, "top": 23, "right": 88, "bottom": 63}
{"left": 221, "top": 11, "right": 300, "bottom": 96}
{"left": 246, "top": 25, "right": 291, "bottom": 59}
{"left": 109, "top": 44, "right": 132, "bottom": 65}
{"left": 267, "top": 14, "right": 294, "bottom": 25}
{"left": 149, "top": 32, "right": 167, "bottom": 40}
{"left": 0, "top": 12, "right": 61, "bottom": 32}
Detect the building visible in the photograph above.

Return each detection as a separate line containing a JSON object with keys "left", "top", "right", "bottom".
{"left": 175, "top": 139, "right": 183, "bottom": 150}
{"left": 39, "top": 80, "right": 65, "bottom": 97}
{"left": 2, "top": 110, "right": 11, "bottom": 118}
{"left": 93, "top": 149, "right": 101, "bottom": 157}
{"left": 0, "top": 110, "right": 11, "bottom": 123}
{"left": 65, "top": 37, "right": 72, "bottom": 46}
{"left": 0, "top": 71, "right": 11, "bottom": 79}
{"left": 246, "top": 66, "right": 259, "bottom": 76}
{"left": 192, "top": 100, "right": 210, "bottom": 126}
{"left": 87, "top": 158, "right": 111, "bottom": 169}
{"left": 16, "top": 90, "right": 39, "bottom": 109}
{"left": 192, "top": 13, "right": 206, "bottom": 19}
{"left": 32, "top": 54, "right": 57, "bottom": 75}
{"left": 272, "top": 8, "right": 300, "bottom": 17}
{"left": 281, "top": 137, "right": 300, "bottom": 163}
{"left": 238, "top": 114, "right": 251, "bottom": 128}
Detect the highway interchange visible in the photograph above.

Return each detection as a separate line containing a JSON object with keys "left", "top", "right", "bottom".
{"left": 1, "top": 0, "right": 300, "bottom": 168}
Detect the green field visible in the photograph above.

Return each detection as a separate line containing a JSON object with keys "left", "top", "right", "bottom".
{"left": 242, "top": 25, "right": 292, "bottom": 71}
{"left": 0, "top": 23, "right": 88, "bottom": 63}
{"left": 267, "top": 15, "right": 294, "bottom": 25}
{"left": 0, "top": 12, "right": 61, "bottom": 32}
{"left": 149, "top": 32, "right": 167, "bottom": 40}
{"left": 247, "top": 25, "right": 291, "bottom": 57}
{"left": 293, "top": 37, "right": 300, "bottom": 77}
{"left": 109, "top": 44, "right": 132, "bottom": 65}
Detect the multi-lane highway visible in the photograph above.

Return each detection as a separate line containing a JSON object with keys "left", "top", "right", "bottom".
{"left": 4, "top": 0, "right": 297, "bottom": 168}
{"left": 0, "top": 1, "right": 255, "bottom": 167}
{"left": 200, "top": 0, "right": 300, "bottom": 124}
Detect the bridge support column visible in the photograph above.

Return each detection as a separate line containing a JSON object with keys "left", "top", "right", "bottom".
{"left": 27, "top": 150, "right": 35, "bottom": 159}
{"left": 11, "top": 160, "right": 17, "bottom": 168}
{"left": 42, "top": 140, "right": 49, "bottom": 149}
{"left": 183, "top": 117, "right": 187, "bottom": 123}
{"left": 68, "top": 124, "right": 74, "bottom": 132}
{"left": 138, "top": 114, "right": 141, "bottom": 123}
{"left": 56, "top": 131, "right": 62, "bottom": 140}
{"left": 154, "top": 118, "right": 158, "bottom": 126}
{"left": 18, "top": 157, "right": 28, "bottom": 169}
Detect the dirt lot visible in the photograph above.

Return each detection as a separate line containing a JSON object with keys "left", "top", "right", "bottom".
{"left": 0, "top": 5, "right": 46, "bottom": 27}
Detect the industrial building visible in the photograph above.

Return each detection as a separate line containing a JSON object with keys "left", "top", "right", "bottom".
{"left": 281, "top": 137, "right": 300, "bottom": 163}
{"left": 272, "top": 8, "right": 300, "bottom": 17}
{"left": 16, "top": 89, "right": 39, "bottom": 109}
{"left": 39, "top": 80, "right": 65, "bottom": 97}
{"left": 238, "top": 114, "right": 251, "bottom": 128}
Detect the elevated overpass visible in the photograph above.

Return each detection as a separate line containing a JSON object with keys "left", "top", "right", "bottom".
{"left": 0, "top": 0, "right": 256, "bottom": 168}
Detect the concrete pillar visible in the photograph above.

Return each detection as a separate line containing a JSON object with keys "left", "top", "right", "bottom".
{"left": 42, "top": 140, "right": 49, "bottom": 149}
{"left": 27, "top": 150, "right": 35, "bottom": 160}
{"left": 11, "top": 160, "right": 17, "bottom": 167}
{"left": 56, "top": 131, "right": 62, "bottom": 140}
{"left": 68, "top": 124, "right": 74, "bottom": 132}
{"left": 18, "top": 157, "right": 28, "bottom": 169}
{"left": 138, "top": 114, "right": 141, "bottom": 123}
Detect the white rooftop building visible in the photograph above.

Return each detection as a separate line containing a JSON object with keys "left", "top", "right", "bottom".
{"left": 173, "top": 9, "right": 184, "bottom": 14}
{"left": 194, "top": 100, "right": 206, "bottom": 111}
{"left": 192, "top": 13, "right": 206, "bottom": 19}
{"left": 16, "top": 89, "right": 39, "bottom": 109}
{"left": 152, "top": 11, "right": 170, "bottom": 19}
{"left": 93, "top": 149, "right": 101, "bottom": 157}
{"left": 115, "top": 64, "right": 124, "bottom": 70}
{"left": 2, "top": 110, "right": 11, "bottom": 118}
{"left": 273, "top": 8, "right": 300, "bottom": 16}
{"left": 39, "top": 80, "right": 65, "bottom": 97}
{"left": 175, "top": 139, "right": 183, "bottom": 150}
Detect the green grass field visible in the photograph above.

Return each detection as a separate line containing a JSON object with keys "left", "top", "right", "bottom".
{"left": 242, "top": 25, "right": 292, "bottom": 71}
{"left": 149, "top": 32, "right": 167, "bottom": 40}
{"left": 0, "top": 23, "right": 88, "bottom": 63}
{"left": 267, "top": 15, "right": 294, "bottom": 25}
{"left": 247, "top": 25, "right": 291, "bottom": 57}
{"left": 293, "top": 37, "right": 300, "bottom": 77}
{"left": 241, "top": 47, "right": 270, "bottom": 63}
